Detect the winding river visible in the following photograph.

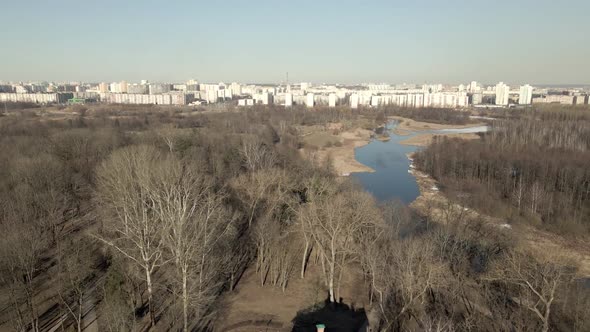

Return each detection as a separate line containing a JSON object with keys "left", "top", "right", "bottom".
{"left": 352, "top": 121, "right": 488, "bottom": 203}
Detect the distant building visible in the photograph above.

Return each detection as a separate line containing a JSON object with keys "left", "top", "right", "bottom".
{"left": 229, "top": 82, "right": 242, "bottom": 96}
{"left": 98, "top": 82, "right": 109, "bottom": 93}
{"left": 172, "top": 84, "right": 187, "bottom": 91}
{"left": 350, "top": 94, "right": 359, "bottom": 109}
{"left": 575, "top": 95, "right": 588, "bottom": 105}
{"left": 328, "top": 93, "right": 337, "bottom": 107}
{"left": 206, "top": 90, "right": 218, "bottom": 103}
{"left": 306, "top": 93, "right": 314, "bottom": 107}
{"left": 471, "top": 93, "right": 483, "bottom": 105}
{"left": 495, "top": 82, "right": 510, "bottom": 106}
{"left": 100, "top": 92, "right": 193, "bottom": 105}
{"left": 532, "top": 95, "right": 575, "bottom": 105}
{"left": 285, "top": 93, "right": 293, "bottom": 107}
{"left": 370, "top": 95, "right": 380, "bottom": 107}
{"left": 149, "top": 83, "right": 172, "bottom": 95}
{"left": 260, "top": 92, "right": 272, "bottom": 105}
{"left": 127, "top": 84, "right": 148, "bottom": 94}
{"left": 221, "top": 89, "right": 231, "bottom": 99}
{"left": 519, "top": 84, "right": 533, "bottom": 105}
{"left": 14, "top": 85, "right": 29, "bottom": 94}
{"left": 109, "top": 82, "right": 121, "bottom": 93}
{"left": 120, "top": 81, "right": 128, "bottom": 93}
{"left": 0, "top": 92, "right": 73, "bottom": 104}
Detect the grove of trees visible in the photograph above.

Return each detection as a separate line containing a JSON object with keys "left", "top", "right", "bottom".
{"left": 0, "top": 104, "right": 588, "bottom": 331}
{"left": 415, "top": 108, "right": 590, "bottom": 235}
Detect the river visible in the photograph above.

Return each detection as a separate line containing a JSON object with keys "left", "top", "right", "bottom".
{"left": 352, "top": 121, "right": 488, "bottom": 203}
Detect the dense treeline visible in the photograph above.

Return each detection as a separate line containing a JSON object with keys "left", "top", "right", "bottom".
{"left": 0, "top": 101, "right": 41, "bottom": 111}
{"left": 415, "top": 108, "right": 590, "bottom": 235}
{"left": 0, "top": 106, "right": 588, "bottom": 331}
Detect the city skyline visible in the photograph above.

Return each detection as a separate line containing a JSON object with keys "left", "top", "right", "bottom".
{"left": 1, "top": 0, "right": 590, "bottom": 84}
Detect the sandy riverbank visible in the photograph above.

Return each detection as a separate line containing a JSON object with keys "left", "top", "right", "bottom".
{"left": 399, "top": 132, "right": 480, "bottom": 146}
{"left": 300, "top": 117, "right": 485, "bottom": 176}
{"left": 300, "top": 125, "right": 374, "bottom": 176}
{"left": 390, "top": 116, "right": 485, "bottom": 131}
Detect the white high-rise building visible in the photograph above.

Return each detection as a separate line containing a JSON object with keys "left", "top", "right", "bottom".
{"left": 285, "top": 93, "right": 293, "bottom": 107}
{"left": 260, "top": 92, "right": 272, "bottom": 105}
{"left": 328, "top": 93, "right": 337, "bottom": 107}
{"left": 472, "top": 93, "right": 483, "bottom": 105}
{"left": 109, "top": 82, "right": 120, "bottom": 93}
{"left": 229, "top": 82, "right": 241, "bottom": 96}
{"left": 120, "top": 81, "right": 128, "bottom": 93}
{"left": 495, "top": 82, "right": 510, "bottom": 106}
{"left": 371, "top": 95, "right": 380, "bottom": 107}
{"left": 350, "top": 94, "right": 359, "bottom": 109}
{"left": 306, "top": 93, "right": 314, "bottom": 107}
{"left": 519, "top": 84, "right": 533, "bottom": 105}
{"left": 469, "top": 81, "right": 478, "bottom": 93}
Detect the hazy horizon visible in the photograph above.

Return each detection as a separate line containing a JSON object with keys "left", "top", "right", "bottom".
{"left": 2, "top": 0, "right": 589, "bottom": 84}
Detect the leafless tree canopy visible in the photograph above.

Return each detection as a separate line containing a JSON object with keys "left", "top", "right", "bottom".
{"left": 0, "top": 105, "right": 588, "bottom": 331}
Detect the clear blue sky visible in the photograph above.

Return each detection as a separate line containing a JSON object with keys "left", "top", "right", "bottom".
{"left": 1, "top": 0, "right": 589, "bottom": 84}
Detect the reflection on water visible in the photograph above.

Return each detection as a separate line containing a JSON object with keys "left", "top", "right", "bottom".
{"left": 352, "top": 121, "right": 488, "bottom": 203}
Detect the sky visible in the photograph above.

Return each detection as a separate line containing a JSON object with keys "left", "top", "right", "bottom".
{"left": 1, "top": 0, "right": 589, "bottom": 85}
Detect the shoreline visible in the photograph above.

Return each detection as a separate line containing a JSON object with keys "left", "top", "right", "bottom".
{"left": 399, "top": 132, "right": 480, "bottom": 146}
{"left": 300, "top": 117, "right": 485, "bottom": 177}
{"left": 301, "top": 126, "right": 375, "bottom": 176}
{"left": 389, "top": 115, "right": 485, "bottom": 131}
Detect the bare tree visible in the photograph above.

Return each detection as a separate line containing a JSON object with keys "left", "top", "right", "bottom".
{"left": 150, "top": 157, "right": 236, "bottom": 332}
{"left": 0, "top": 219, "right": 45, "bottom": 332}
{"left": 371, "top": 237, "right": 446, "bottom": 331}
{"left": 300, "top": 188, "right": 380, "bottom": 303}
{"left": 239, "top": 137, "right": 277, "bottom": 171}
{"left": 56, "top": 240, "right": 94, "bottom": 332}
{"left": 486, "top": 249, "right": 577, "bottom": 332}
{"left": 231, "top": 168, "right": 292, "bottom": 227}
{"left": 94, "top": 145, "right": 168, "bottom": 327}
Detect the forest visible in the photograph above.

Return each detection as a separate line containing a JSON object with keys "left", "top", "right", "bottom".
{"left": 0, "top": 104, "right": 588, "bottom": 332}
{"left": 415, "top": 108, "right": 590, "bottom": 236}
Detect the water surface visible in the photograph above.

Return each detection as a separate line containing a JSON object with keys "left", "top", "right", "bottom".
{"left": 352, "top": 122, "right": 488, "bottom": 203}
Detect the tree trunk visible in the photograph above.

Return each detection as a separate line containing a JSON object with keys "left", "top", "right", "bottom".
{"left": 145, "top": 267, "right": 155, "bottom": 328}
{"left": 183, "top": 272, "right": 188, "bottom": 332}
{"left": 77, "top": 296, "right": 83, "bottom": 332}
{"left": 328, "top": 250, "right": 335, "bottom": 303}
{"left": 301, "top": 240, "right": 309, "bottom": 279}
